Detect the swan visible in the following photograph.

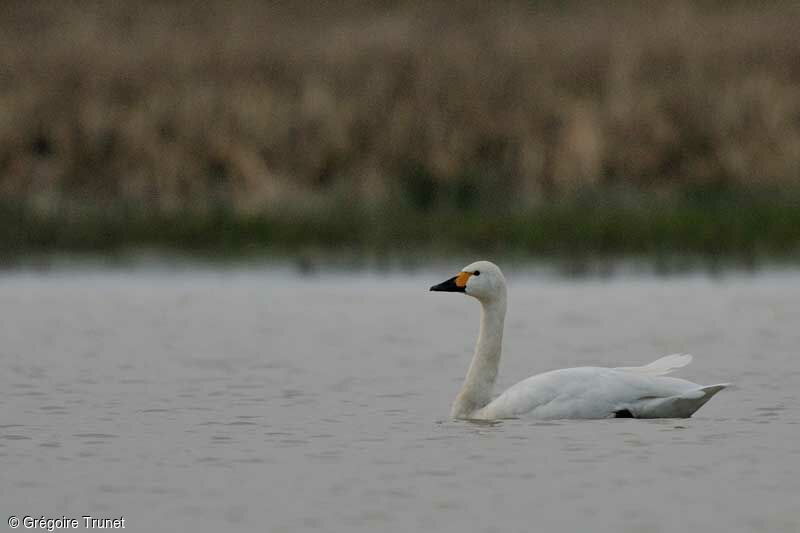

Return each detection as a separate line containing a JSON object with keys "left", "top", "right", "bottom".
{"left": 430, "top": 260, "right": 729, "bottom": 420}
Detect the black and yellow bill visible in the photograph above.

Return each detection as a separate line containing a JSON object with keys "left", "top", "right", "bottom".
{"left": 430, "top": 271, "right": 472, "bottom": 292}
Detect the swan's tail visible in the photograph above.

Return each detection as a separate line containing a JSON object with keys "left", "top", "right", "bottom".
{"left": 616, "top": 353, "right": 693, "bottom": 377}
{"left": 637, "top": 383, "right": 730, "bottom": 418}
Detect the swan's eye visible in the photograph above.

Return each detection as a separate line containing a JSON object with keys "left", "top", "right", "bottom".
{"left": 473, "top": 270, "right": 480, "bottom": 276}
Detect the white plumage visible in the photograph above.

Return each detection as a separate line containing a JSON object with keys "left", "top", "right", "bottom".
{"left": 430, "top": 261, "right": 729, "bottom": 420}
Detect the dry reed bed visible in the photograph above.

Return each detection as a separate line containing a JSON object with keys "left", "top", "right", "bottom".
{"left": 1, "top": 0, "right": 800, "bottom": 218}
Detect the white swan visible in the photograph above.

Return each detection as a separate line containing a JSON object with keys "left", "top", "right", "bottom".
{"left": 430, "top": 261, "right": 729, "bottom": 420}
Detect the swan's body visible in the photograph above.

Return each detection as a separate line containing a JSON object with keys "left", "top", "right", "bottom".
{"left": 430, "top": 261, "right": 729, "bottom": 420}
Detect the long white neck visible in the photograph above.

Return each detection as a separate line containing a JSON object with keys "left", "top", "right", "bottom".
{"left": 451, "top": 292, "right": 507, "bottom": 419}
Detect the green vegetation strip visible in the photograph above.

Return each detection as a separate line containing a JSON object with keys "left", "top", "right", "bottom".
{"left": 2, "top": 189, "right": 799, "bottom": 259}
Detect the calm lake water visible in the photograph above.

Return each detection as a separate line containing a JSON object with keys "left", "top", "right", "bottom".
{"left": 2, "top": 266, "right": 799, "bottom": 532}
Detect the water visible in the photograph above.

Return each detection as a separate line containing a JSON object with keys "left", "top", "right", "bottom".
{"left": 2, "top": 267, "right": 799, "bottom": 532}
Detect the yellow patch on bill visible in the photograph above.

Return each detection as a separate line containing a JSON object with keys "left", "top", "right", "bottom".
{"left": 455, "top": 271, "right": 472, "bottom": 288}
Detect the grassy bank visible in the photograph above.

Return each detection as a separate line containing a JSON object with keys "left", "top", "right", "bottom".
{"left": 2, "top": 2, "right": 800, "bottom": 259}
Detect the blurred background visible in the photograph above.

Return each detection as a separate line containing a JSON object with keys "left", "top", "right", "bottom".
{"left": 2, "top": 0, "right": 800, "bottom": 269}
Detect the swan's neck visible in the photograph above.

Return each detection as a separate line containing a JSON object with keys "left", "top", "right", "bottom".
{"left": 451, "top": 295, "right": 507, "bottom": 419}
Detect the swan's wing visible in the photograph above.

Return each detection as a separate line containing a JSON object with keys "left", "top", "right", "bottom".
{"left": 615, "top": 353, "right": 692, "bottom": 377}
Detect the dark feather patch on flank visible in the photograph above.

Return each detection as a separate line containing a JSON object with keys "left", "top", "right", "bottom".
{"left": 614, "top": 409, "right": 635, "bottom": 418}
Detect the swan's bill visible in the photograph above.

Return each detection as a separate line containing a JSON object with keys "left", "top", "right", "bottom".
{"left": 430, "top": 271, "right": 471, "bottom": 292}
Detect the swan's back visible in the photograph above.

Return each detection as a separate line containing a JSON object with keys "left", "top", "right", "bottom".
{"left": 477, "top": 366, "right": 727, "bottom": 420}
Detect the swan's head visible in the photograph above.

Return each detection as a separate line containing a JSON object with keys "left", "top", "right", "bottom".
{"left": 430, "top": 260, "right": 506, "bottom": 302}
